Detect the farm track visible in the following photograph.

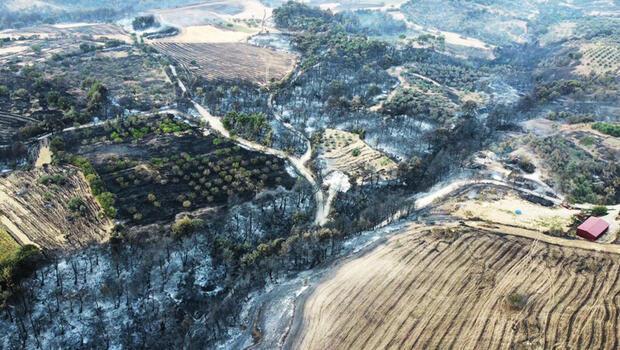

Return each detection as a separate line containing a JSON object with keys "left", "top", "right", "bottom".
{"left": 291, "top": 226, "right": 620, "bottom": 350}
{"left": 164, "top": 64, "right": 328, "bottom": 226}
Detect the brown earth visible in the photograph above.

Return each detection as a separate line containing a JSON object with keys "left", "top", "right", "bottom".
{"left": 151, "top": 42, "right": 296, "bottom": 85}
{"left": 292, "top": 224, "right": 620, "bottom": 349}
{"left": 0, "top": 166, "right": 111, "bottom": 252}
{"left": 319, "top": 128, "right": 397, "bottom": 183}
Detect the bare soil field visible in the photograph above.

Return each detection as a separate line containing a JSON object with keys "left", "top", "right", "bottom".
{"left": 292, "top": 224, "right": 620, "bottom": 350}
{"left": 149, "top": 0, "right": 270, "bottom": 30}
{"left": 153, "top": 25, "right": 256, "bottom": 43}
{"left": 0, "top": 23, "right": 131, "bottom": 67}
{"left": 0, "top": 166, "right": 111, "bottom": 252}
{"left": 151, "top": 42, "right": 296, "bottom": 85}
{"left": 319, "top": 128, "right": 397, "bottom": 183}
{"left": 447, "top": 189, "right": 577, "bottom": 233}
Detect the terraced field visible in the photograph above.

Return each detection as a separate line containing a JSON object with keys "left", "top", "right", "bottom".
{"left": 151, "top": 42, "right": 296, "bottom": 85}
{"left": 320, "top": 128, "right": 397, "bottom": 183}
{"left": 0, "top": 23, "right": 127, "bottom": 39}
{"left": 0, "top": 111, "right": 37, "bottom": 146}
{"left": 291, "top": 224, "right": 620, "bottom": 350}
{"left": 0, "top": 166, "right": 111, "bottom": 252}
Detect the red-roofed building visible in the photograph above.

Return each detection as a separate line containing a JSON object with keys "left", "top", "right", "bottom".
{"left": 577, "top": 217, "right": 609, "bottom": 241}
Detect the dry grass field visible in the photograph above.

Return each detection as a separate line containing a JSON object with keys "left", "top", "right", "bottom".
{"left": 319, "top": 129, "right": 398, "bottom": 183}
{"left": 292, "top": 224, "right": 620, "bottom": 350}
{"left": 0, "top": 166, "right": 111, "bottom": 252}
{"left": 151, "top": 42, "right": 296, "bottom": 85}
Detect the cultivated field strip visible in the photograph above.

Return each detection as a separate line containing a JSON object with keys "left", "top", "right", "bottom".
{"left": 151, "top": 42, "right": 296, "bottom": 85}
{"left": 320, "top": 129, "right": 397, "bottom": 181}
{"left": 0, "top": 167, "right": 111, "bottom": 251}
{"left": 292, "top": 226, "right": 620, "bottom": 350}
{"left": 0, "top": 111, "right": 36, "bottom": 145}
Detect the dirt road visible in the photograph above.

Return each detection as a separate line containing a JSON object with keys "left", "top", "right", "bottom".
{"left": 167, "top": 64, "right": 328, "bottom": 226}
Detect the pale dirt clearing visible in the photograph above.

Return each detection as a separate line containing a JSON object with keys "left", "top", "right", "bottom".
{"left": 34, "top": 138, "right": 51, "bottom": 168}
{"left": 292, "top": 224, "right": 620, "bottom": 350}
{"left": 0, "top": 45, "right": 29, "bottom": 56}
{"left": 451, "top": 193, "right": 577, "bottom": 232}
{"left": 0, "top": 166, "right": 111, "bottom": 252}
{"left": 540, "top": 21, "right": 577, "bottom": 46}
{"left": 153, "top": 25, "right": 256, "bottom": 43}
{"left": 151, "top": 0, "right": 270, "bottom": 28}
{"left": 97, "top": 50, "right": 130, "bottom": 59}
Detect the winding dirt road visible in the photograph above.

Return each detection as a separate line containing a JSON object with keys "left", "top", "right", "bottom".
{"left": 168, "top": 65, "right": 328, "bottom": 225}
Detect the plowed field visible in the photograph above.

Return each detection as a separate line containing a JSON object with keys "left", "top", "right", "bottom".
{"left": 292, "top": 225, "right": 620, "bottom": 349}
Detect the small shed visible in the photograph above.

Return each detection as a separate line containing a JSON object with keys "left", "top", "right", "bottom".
{"left": 577, "top": 217, "right": 609, "bottom": 241}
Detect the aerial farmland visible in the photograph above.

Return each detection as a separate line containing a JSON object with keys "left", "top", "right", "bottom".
{"left": 0, "top": 0, "right": 618, "bottom": 349}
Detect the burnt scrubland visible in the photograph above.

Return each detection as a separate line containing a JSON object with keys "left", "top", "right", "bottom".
{"left": 0, "top": 0, "right": 619, "bottom": 348}
{"left": 0, "top": 27, "right": 177, "bottom": 167}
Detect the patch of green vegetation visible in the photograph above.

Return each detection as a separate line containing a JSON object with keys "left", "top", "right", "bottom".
{"left": 351, "top": 148, "right": 361, "bottom": 157}
{"left": 530, "top": 136, "right": 618, "bottom": 204}
{"left": 0, "top": 228, "right": 20, "bottom": 264}
{"left": 30, "top": 44, "right": 42, "bottom": 54}
{"left": 159, "top": 118, "right": 190, "bottom": 134}
{"left": 592, "top": 122, "right": 620, "bottom": 137}
{"left": 590, "top": 205, "right": 608, "bottom": 217}
{"left": 223, "top": 111, "right": 272, "bottom": 144}
{"left": 68, "top": 197, "right": 87, "bottom": 216}
{"left": 95, "top": 192, "right": 117, "bottom": 218}
{"left": 405, "top": 63, "right": 485, "bottom": 91}
{"left": 171, "top": 216, "right": 204, "bottom": 239}
{"left": 382, "top": 88, "right": 455, "bottom": 123}
{"left": 68, "top": 155, "right": 116, "bottom": 218}
{"left": 108, "top": 116, "right": 189, "bottom": 142}
{"left": 579, "top": 136, "right": 595, "bottom": 147}
{"left": 506, "top": 292, "right": 528, "bottom": 310}
{"left": 1, "top": 244, "right": 43, "bottom": 303}
{"left": 38, "top": 174, "right": 67, "bottom": 185}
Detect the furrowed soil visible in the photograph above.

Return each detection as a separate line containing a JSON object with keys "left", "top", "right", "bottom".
{"left": 0, "top": 166, "right": 111, "bottom": 251}
{"left": 291, "top": 225, "right": 620, "bottom": 350}
{"left": 151, "top": 42, "right": 296, "bottom": 85}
